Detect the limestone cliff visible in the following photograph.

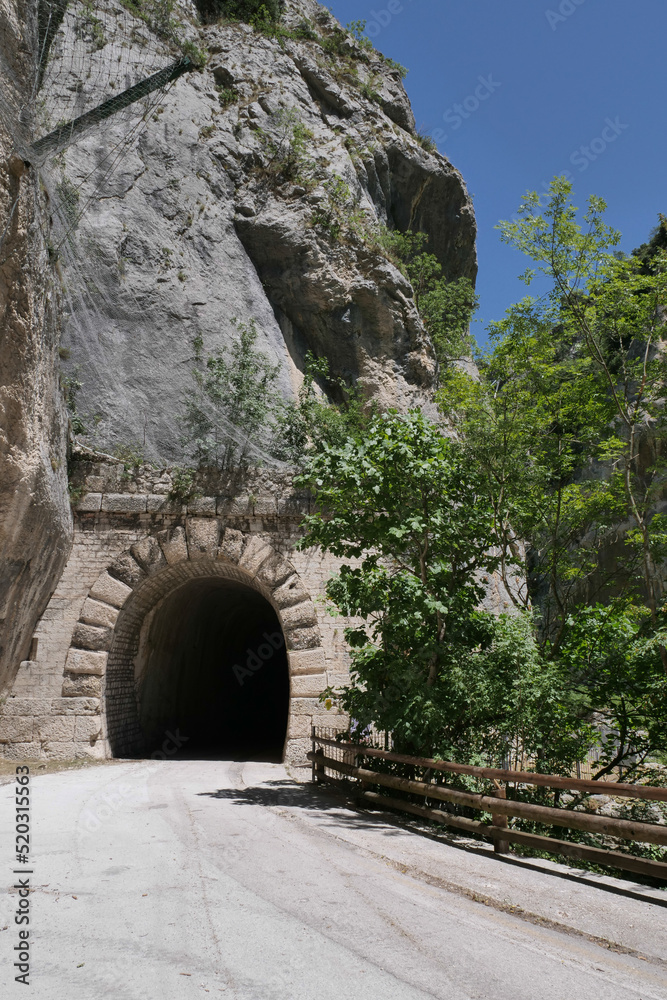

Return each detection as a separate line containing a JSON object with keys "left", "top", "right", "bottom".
{"left": 41, "top": 0, "right": 476, "bottom": 462}
{"left": 0, "top": 0, "right": 72, "bottom": 696}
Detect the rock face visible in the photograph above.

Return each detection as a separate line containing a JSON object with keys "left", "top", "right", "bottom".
{"left": 40, "top": 0, "right": 476, "bottom": 463}
{"left": 0, "top": 0, "right": 72, "bottom": 697}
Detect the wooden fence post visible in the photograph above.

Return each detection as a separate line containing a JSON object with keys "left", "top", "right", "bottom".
{"left": 314, "top": 747, "right": 325, "bottom": 785}
{"left": 492, "top": 781, "right": 509, "bottom": 854}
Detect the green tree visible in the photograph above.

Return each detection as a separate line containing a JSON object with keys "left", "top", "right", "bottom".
{"left": 296, "top": 408, "right": 594, "bottom": 767}
{"left": 440, "top": 179, "right": 667, "bottom": 647}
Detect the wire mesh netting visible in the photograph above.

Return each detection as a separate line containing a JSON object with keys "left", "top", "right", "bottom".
{"left": 0, "top": 0, "right": 198, "bottom": 261}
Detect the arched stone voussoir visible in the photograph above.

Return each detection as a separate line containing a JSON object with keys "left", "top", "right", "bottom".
{"left": 89, "top": 572, "right": 133, "bottom": 610}
{"left": 271, "top": 574, "right": 309, "bottom": 609}
{"left": 280, "top": 601, "right": 318, "bottom": 631}
{"left": 256, "top": 550, "right": 296, "bottom": 591}
{"left": 156, "top": 525, "right": 188, "bottom": 565}
{"left": 186, "top": 518, "right": 220, "bottom": 559}
{"left": 238, "top": 534, "right": 274, "bottom": 576}
{"left": 284, "top": 625, "right": 321, "bottom": 651}
{"left": 108, "top": 551, "right": 146, "bottom": 589}
{"left": 217, "top": 527, "right": 244, "bottom": 563}
{"left": 131, "top": 535, "right": 168, "bottom": 576}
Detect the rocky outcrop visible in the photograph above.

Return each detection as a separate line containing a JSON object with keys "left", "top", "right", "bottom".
{"left": 39, "top": 0, "right": 476, "bottom": 462}
{"left": 0, "top": 0, "right": 72, "bottom": 696}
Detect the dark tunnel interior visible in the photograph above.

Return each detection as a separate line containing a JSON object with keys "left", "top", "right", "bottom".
{"left": 138, "top": 578, "right": 289, "bottom": 761}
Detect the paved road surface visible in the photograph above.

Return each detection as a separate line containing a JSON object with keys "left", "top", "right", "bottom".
{"left": 1, "top": 760, "right": 665, "bottom": 999}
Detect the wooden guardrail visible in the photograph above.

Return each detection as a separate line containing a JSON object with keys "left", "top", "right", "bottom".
{"left": 308, "top": 732, "right": 667, "bottom": 882}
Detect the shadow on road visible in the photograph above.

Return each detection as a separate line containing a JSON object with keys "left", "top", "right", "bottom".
{"left": 197, "top": 779, "right": 407, "bottom": 836}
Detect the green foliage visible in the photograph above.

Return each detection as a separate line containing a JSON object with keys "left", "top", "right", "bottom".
{"left": 120, "top": 0, "right": 178, "bottom": 40}
{"left": 345, "top": 20, "right": 374, "bottom": 51}
{"left": 194, "top": 0, "right": 282, "bottom": 22}
{"left": 296, "top": 410, "right": 601, "bottom": 766}
{"left": 76, "top": 0, "right": 106, "bottom": 49}
{"left": 272, "top": 353, "right": 375, "bottom": 465}
{"left": 180, "top": 319, "right": 281, "bottom": 468}
{"left": 446, "top": 177, "right": 667, "bottom": 639}
{"left": 359, "top": 74, "right": 382, "bottom": 104}
{"left": 557, "top": 602, "right": 667, "bottom": 780}
{"left": 167, "top": 467, "right": 199, "bottom": 503}
{"left": 415, "top": 128, "right": 438, "bottom": 153}
{"left": 61, "top": 369, "right": 86, "bottom": 436}
{"left": 256, "top": 108, "right": 316, "bottom": 187}
{"left": 55, "top": 176, "right": 80, "bottom": 231}
{"left": 377, "top": 228, "right": 478, "bottom": 367}
{"left": 632, "top": 213, "right": 667, "bottom": 275}
{"left": 113, "top": 442, "right": 146, "bottom": 478}
{"left": 216, "top": 84, "right": 239, "bottom": 108}
{"left": 181, "top": 39, "right": 208, "bottom": 68}
{"left": 381, "top": 54, "right": 408, "bottom": 80}
{"left": 311, "top": 175, "right": 364, "bottom": 241}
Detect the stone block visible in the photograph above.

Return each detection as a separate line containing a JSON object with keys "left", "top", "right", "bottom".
{"left": 0, "top": 743, "right": 41, "bottom": 761}
{"left": 75, "top": 742, "right": 107, "bottom": 760}
{"left": 285, "top": 625, "right": 320, "bottom": 651}
{"left": 287, "top": 715, "right": 318, "bottom": 739}
{"left": 289, "top": 648, "right": 326, "bottom": 676}
{"left": 277, "top": 496, "right": 309, "bottom": 516}
{"left": 75, "top": 493, "right": 102, "bottom": 512}
{"left": 72, "top": 622, "right": 113, "bottom": 652}
{"left": 146, "top": 494, "right": 169, "bottom": 512}
{"left": 272, "top": 575, "right": 309, "bottom": 609}
{"left": 10, "top": 661, "right": 51, "bottom": 696}
{"left": 187, "top": 496, "right": 216, "bottom": 516}
{"left": 80, "top": 599, "right": 119, "bottom": 629}
{"left": 281, "top": 601, "right": 318, "bottom": 630}
{"left": 131, "top": 536, "right": 167, "bottom": 575}
{"left": 50, "top": 698, "right": 101, "bottom": 716}
{"left": 291, "top": 673, "right": 327, "bottom": 698}
{"left": 109, "top": 552, "right": 146, "bottom": 588}
{"left": 253, "top": 496, "right": 278, "bottom": 516}
{"left": 34, "top": 716, "right": 76, "bottom": 741}
{"left": 289, "top": 697, "right": 322, "bottom": 715}
{"left": 1, "top": 697, "right": 52, "bottom": 716}
{"left": 157, "top": 526, "right": 188, "bottom": 565}
{"left": 40, "top": 742, "right": 78, "bottom": 761}
{"left": 75, "top": 716, "right": 103, "bottom": 742}
{"left": 217, "top": 527, "right": 244, "bottom": 563}
{"left": 65, "top": 649, "right": 108, "bottom": 676}
{"left": 186, "top": 518, "right": 219, "bottom": 558}
{"left": 256, "top": 552, "right": 293, "bottom": 589}
{"left": 0, "top": 717, "right": 33, "bottom": 742}
{"left": 227, "top": 496, "right": 253, "bottom": 516}
{"left": 62, "top": 674, "right": 102, "bottom": 698}
{"left": 284, "top": 737, "right": 311, "bottom": 766}
{"left": 89, "top": 572, "right": 132, "bottom": 609}
{"left": 101, "top": 494, "right": 148, "bottom": 513}
{"left": 238, "top": 535, "right": 272, "bottom": 575}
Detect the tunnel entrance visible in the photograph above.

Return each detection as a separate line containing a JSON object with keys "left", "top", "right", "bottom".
{"left": 137, "top": 577, "right": 289, "bottom": 761}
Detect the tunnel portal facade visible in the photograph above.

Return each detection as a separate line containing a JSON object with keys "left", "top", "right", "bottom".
{"left": 0, "top": 460, "right": 348, "bottom": 763}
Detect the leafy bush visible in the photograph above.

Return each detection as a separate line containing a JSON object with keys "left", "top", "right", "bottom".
{"left": 376, "top": 227, "right": 478, "bottom": 366}
{"left": 180, "top": 320, "right": 281, "bottom": 468}
{"left": 256, "top": 108, "right": 316, "bottom": 187}
{"left": 194, "top": 0, "right": 283, "bottom": 24}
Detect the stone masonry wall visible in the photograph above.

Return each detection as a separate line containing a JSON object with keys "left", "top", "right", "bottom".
{"left": 0, "top": 455, "right": 352, "bottom": 763}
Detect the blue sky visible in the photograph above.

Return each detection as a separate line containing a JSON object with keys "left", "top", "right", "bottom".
{"left": 326, "top": 0, "right": 667, "bottom": 346}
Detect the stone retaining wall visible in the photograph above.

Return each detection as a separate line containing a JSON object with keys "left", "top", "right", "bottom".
{"left": 0, "top": 456, "right": 350, "bottom": 763}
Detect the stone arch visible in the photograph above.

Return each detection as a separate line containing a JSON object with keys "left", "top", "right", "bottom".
{"left": 62, "top": 521, "right": 325, "bottom": 761}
